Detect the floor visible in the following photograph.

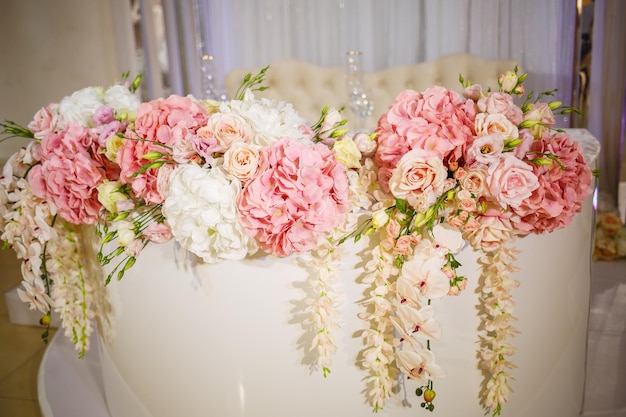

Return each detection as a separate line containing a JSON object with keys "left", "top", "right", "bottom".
{"left": 0, "top": 248, "right": 625, "bottom": 417}
{"left": 0, "top": 249, "right": 55, "bottom": 417}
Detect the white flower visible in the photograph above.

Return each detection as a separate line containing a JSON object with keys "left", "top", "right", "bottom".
{"left": 223, "top": 91, "right": 310, "bottom": 147}
{"left": 466, "top": 133, "right": 505, "bottom": 166}
{"left": 396, "top": 343, "right": 445, "bottom": 384}
{"left": 398, "top": 254, "right": 450, "bottom": 301}
{"left": 390, "top": 304, "right": 442, "bottom": 341}
{"left": 103, "top": 84, "right": 140, "bottom": 114}
{"left": 57, "top": 86, "right": 104, "bottom": 127}
{"left": 116, "top": 221, "right": 137, "bottom": 247}
{"left": 162, "top": 164, "right": 258, "bottom": 263}
{"left": 17, "top": 277, "right": 54, "bottom": 313}
{"left": 97, "top": 180, "right": 128, "bottom": 214}
{"left": 430, "top": 223, "right": 465, "bottom": 255}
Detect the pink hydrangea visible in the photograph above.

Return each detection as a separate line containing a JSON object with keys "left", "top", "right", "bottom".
{"left": 29, "top": 124, "right": 104, "bottom": 224}
{"left": 118, "top": 95, "right": 208, "bottom": 204}
{"left": 513, "top": 132, "right": 592, "bottom": 234}
{"left": 237, "top": 138, "right": 350, "bottom": 257}
{"left": 375, "top": 86, "right": 475, "bottom": 191}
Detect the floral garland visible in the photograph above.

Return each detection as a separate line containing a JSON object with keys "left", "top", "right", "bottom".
{"left": 347, "top": 67, "right": 594, "bottom": 415}
{"left": 0, "top": 67, "right": 594, "bottom": 415}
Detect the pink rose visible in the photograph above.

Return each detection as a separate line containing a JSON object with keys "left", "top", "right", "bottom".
{"left": 487, "top": 154, "right": 539, "bottom": 209}
{"left": 93, "top": 105, "right": 115, "bottom": 125}
{"left": 237, "top": 138, "right": 349, "bottom": 257}
{"left": 459, "top": 198, "right": 477, "bottom": 212}
{"left": 463, "top": 84, "right": 484, "bottom": 101}
{"left": 477, "top": 92, "right": 523, "bottom": 125}
{"left": 28, "top": 104, "right": 59, "bottom": 140}
{"left": 388, "top": 148, "right": 448, "bottom": 212}
{"left": 142, "top": 221, "right": 173, "bottom": 244}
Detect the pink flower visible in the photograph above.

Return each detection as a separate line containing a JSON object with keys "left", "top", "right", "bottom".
{"left": 388, "top": 148, "right": 448, "bottom": 212}
{"left": 513, "top": 133, "right": 592, "bottom": 233}
{"left": 465, "top": 210, "right": 517, "bottom": 251}
{"left": 465, "top": 133, "right": 505, "bottom": 167}
{"left": 196, "top": 112, "right": 252, "bottom": 153}
{"left": 27, "top": 123, "right": 105, "bottom": 224}
{"left": 118, "top": 95, "right": 208, "bottom": 204}
{"left": 237, "top": 138, "right": 350, "bottom": 257}
{"left": 477, "top": 92, "right": 523, "bottom": 125}
{"left": 523, "top": 102, "right": 556, "bottom": 139}
{"left": 474, "top": 113, "right": 518, "bottom": 141}
{"left": 142, "top": 221, "right": 173, "bottom": 244}
{"left": 375, "top": 86, "right": 475, "bottom": 190}
{"left": 133, "top": 95, "right": 208, "bottom": 143}
{"left": 487, "top": 154, "right": 539, "bottom": 209}
{"left": 460, "top": 168, "right": 487, "bottom": 197}
{"left": 28, "top": 104, "right": 59, "bottom": 140}
{"left": 93, "top": 105, "right": 115, "bottom": 125}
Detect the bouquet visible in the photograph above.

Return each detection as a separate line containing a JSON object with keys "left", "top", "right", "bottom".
{"left": 0, "top": 66, "right": 593, "bottom": 416}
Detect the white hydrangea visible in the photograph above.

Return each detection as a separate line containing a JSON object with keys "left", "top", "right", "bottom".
{"left": 57, "top": 86, "right": 105, "bottom": 128}
{"left": 103, "top": 84, "right": 141, "bottom": 114}
{"left": 162, "top": 164, "right": 257, "bottom": 263}
{"left": 221, "top": 90, "right": 311, "bottom": 147}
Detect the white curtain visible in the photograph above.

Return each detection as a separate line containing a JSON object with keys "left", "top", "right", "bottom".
{"left": 160, "top": 0, "right": 578, "bottom": 116}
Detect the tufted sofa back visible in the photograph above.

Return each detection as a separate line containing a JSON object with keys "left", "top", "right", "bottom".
{"left": 224, "top": 53, "right": 519, "bottom": 131}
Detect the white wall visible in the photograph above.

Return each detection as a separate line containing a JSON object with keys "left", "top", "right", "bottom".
{"left": 0, "top": 0, "right": 136, "bottom": 163}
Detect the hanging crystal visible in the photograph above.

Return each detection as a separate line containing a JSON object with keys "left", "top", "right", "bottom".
{"left": 193, "top": 0, "right": 227, "bottom": 101}
{"left": 345, "top": 51, "right": 374, "bottom": 132}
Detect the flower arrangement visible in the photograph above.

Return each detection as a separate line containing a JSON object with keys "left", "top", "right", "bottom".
{"left": 0, "top": 66, "right": 593, "bottom": 416}
{"left": 593, "top": 193, "right": 626, "bottom": 260}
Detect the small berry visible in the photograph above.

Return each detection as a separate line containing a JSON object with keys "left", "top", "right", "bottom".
{"left": 40, "top": 314, "right": 51, "bottom": 326}
{"left": 424, "top": 388, "right": 436, "bottom": 403}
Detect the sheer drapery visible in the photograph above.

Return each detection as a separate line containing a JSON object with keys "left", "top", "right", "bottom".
{"left": 161, "top": 0, "right": 578, "bottom": 113}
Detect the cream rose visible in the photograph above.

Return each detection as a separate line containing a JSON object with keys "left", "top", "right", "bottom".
{"left": 388, "top": 148, "right": 447, "bottom": 212}
{"left": 461, "top": 168, "right": 488, "bottom": 197}
{"left": 222, "top": 142, "right": 260, "bottom": 181}
{"left": 201, "top": 112, "right": 252, "bottom": 151}
{"left": 474, "top": 113, "right": 519, "bottom": 141}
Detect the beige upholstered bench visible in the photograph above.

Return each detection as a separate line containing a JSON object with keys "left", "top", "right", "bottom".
{"left": 224, "top": 53, "right": 519, "bottom": 130}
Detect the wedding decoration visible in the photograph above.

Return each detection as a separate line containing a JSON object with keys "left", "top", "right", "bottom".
{"left": 593, "top": 192, "right": 626, "bottom": 260}
{"left": 0, "top": 65, "right": 593, "bottom": 416}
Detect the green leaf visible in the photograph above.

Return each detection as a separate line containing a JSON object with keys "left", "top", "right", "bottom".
{"left": 395, "top": 198, "right": 408, "bottom": 214}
